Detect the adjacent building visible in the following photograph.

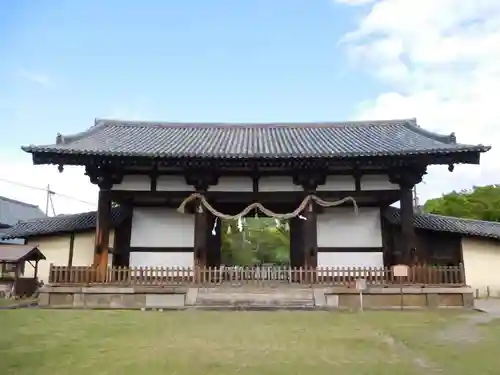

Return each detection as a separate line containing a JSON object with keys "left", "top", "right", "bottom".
{"left": 2, "top": 207, "right": 500, "bottom": 296}
{"left": 0, "top": 196, "right": 46, "bottom": 244}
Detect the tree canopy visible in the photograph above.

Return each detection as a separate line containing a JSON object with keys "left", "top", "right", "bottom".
{"left": 423, "top": 184, "right": 500, "bottom": 222}
{"left": 220, "top": 218, "right": 290, "bottom": 266}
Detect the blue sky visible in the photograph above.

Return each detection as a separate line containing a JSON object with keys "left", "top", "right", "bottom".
{"left": 1, "top": 0, "right": 498, "bottom": 213}
{"left": 0, "top": 0, "right": 382, "bottom": 151}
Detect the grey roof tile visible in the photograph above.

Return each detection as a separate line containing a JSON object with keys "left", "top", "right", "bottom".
{"left": 0, "top": 245, "right": 46, "bottom": 263}
{"left": 384, "top": 207, "right": 500, "bottom": 240}
{"left": 1, "top": 208, "right": 126, "bottom": 239}
{"left": 0, "top": 196, "right": 46, "bottom": 226}
{"left": 22, "top": 118, "right": 490, "bottom": 159}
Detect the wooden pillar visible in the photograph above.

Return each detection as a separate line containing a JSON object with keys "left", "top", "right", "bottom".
{"left": 389, "top": 166, "right": 426, "bottom": 265}
{"left": 289, "top": 217, "right": 304, "bottom": 269}
{"left": 302, "top": 201, "right": 317, "bottom": 269}
{"left": 112, "top": 205, "right": 133, "bottom": 267}
{"left": 94, "top": 189, "right": 112, "bottom": 280}
{"left": 293, "top": 172, "right": 323, "bottom": 272}
{"left": 67, "top": 232, "right": 75, "bottom": 267}
{"left": 206, "top": 213, "right": 221, "bottom": 267}
{"left": 194, "top": 202, "right": 208, "bottom": 268}
{"left": 400, "top": 186, "right": 416, "bottom": 265}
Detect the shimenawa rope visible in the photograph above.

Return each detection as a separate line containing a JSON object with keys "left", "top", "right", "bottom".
{"left": 177, "top": 193, "right": 358, "bottom": 220}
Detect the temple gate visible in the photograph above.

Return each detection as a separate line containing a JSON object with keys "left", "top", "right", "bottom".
{"left": 22, "top": 118, "right": 489, "bottom": 281}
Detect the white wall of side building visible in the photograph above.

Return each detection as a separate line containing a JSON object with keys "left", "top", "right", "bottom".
{"left": 24, "top": 230, "right": 115, "bottom": 284}
{"left": 462, "top": 237, "right": 500, "bottom": 297}
{"left": 316, "top": 207, "right": 384, "bottom": 269}
{"left": 129, "top": 207, "right": 195, "bottom": 268}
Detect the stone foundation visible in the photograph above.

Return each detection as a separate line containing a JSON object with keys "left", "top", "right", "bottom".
{"left": 39, "top": 285, "right": 475, "bottom": 310}
{"left": 316, "top": 287, "right": 474, "bottom": 310}
{"left": 39, "top": 286, "right": 190, "bottom": 309}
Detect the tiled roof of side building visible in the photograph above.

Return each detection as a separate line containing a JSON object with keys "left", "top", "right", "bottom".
{"left": 21, "top": 118, "right": 490, "bottom": 159}
{"left": 1, "top": 208, "right": 126, "bottom": 239}
{"left": 384, "top": 206, "right": 500, "bottom": 240}
{"left": 0, "top": 196, "right": 46, "bottom": 226}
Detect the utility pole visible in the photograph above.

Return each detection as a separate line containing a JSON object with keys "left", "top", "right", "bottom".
{"left": 45, "top": 185, "right": 56, "bottom": 216}
{"left": 412, "top": 186, "right": 420, "bottom": 213}
{"left": 45, "top": 185, "right": 50, "bottom": 215}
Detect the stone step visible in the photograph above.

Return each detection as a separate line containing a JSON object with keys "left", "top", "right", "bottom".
{"left": 192, "top": 305, "right": 317, "bottom": 311}
{"left": 196, "top": 298, "right": 315, "bottom": 306}
{"left": 198, "top": 285, "right": 312, "bottom": 294}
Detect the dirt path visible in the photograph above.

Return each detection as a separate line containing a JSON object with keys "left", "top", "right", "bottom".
{"left": 376, "top": 330, "right": 446, "bottom": 373}
{"left": 437, "top": 300, "right": 500, "bottom": 344}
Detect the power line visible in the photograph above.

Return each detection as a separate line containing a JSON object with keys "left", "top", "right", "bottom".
{"left": 0, "top": 177, "right": 96, "bottom": 207}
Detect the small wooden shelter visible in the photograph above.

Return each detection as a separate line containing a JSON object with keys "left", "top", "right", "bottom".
{"left": 0, "top": 245, "right": 45, "bottom": 297}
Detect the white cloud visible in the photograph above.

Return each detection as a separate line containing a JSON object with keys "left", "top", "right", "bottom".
{"left": 338, "top": 0, "right": 500, "bottom": 202}
{"left": 0, "top": 153, "right": 97, "bottom": 216}
{"left": 18, "top": 69, "right": 52, "bottom": 87}
{"left": 335, "top": 0, "right": 376, "bottom": 5}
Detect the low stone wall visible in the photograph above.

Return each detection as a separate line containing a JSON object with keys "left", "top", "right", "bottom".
{"left": 314, "top": 287, "right": 475, "bottom": 310}
{"left": 39, "top": 286, "right": 195, "bottom": 309}
{"left": 39, "top": 285, "right": 475, "bottom": 310}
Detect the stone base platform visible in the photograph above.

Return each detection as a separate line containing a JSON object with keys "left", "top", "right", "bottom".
{"left": 316, "top": 286, "right": 475, "bottom": 310}
{"left": 38, "top": 285, "right": 475, "bottom": 310}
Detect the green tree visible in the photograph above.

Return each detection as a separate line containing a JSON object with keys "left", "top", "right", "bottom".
{"left": 220, "top": 218, "right": 290, "bottom": 266}
{"left": 423, "top": 184, "right": 500, "bottom": 221}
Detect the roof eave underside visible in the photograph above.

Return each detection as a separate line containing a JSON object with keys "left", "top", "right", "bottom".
{"left": 22, "top": 147, "right": 489, "bottom": 163}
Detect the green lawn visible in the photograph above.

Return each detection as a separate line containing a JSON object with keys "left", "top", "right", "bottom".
{"left": 0, "top": 309, "right": 499, "bottom": 375}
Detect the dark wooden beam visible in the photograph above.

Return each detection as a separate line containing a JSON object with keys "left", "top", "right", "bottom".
{"left": 113, "top": 206, "right": 133, "bottom": 267}
{"left": 94, "top": 189, "right": 112, "bottom": 280}
{"left": 67, "top": 232, "right": 75, "bottom": 267}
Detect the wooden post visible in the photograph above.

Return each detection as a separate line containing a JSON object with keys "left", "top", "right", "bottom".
{"left": 67, "top": 232, "right": 75, "bottom": 267}
{"left": 194, "top": 202, "right": 208, "bottom": 269}
{"left": 400, "top": 186, "right": 416, "bottom": 265}
{"left": 303, "top": 201, "right": 317, "bottom": 270}
{"left": 34, "top": 260, "right": 39, "bottom": 279}
{"left": 94, "top": 189, "right": 111, "bottom": 281}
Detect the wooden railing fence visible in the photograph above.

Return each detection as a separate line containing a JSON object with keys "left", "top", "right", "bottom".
{"left": 48, "top": 264, "right": 466, "bottom": 287}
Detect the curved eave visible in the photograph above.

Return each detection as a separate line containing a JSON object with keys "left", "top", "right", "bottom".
{"left": 21, "top": 144, "right": 491, "bottom": 160}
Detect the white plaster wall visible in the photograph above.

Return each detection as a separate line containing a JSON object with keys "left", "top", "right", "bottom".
{"left": 316, "top": 207, "right": 382, "bottom": 248}
{"left": 317, "top": 252, "right": 384, "bottom": 268}
{"left": 209, "top": 177, "right": 253, "bottom": 192}
{"left": 24, "top": 230, "right": 115, "bottom": 284}
{"left": 317, "top": 176, "right": 356, "bottom": 191}
{"left": 259, "top": 176, "right": 303, "bottom": 192}
{"left": 157, "top": 175, "right": 194, "bottom": 192}
{"left": 462, "top": 237, "right": 500, "bottom": 297}
{"left": 130, "top": 207, "right": 195, "bottom": 247}
{"left": 129, "top": 252, "right": 193, "bottom": 268}
{"left": 361, "top": 174, "right": 399, "bottom": 191}
{"left": 111, "top": 175, "right": 151, "bottom": 191}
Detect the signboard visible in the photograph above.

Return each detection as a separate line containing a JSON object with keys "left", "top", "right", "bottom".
{"left": 392, "top": 264, "right": 409, "bottom": 278}
{"left": 355, "top": 278, "right": 367, "bottom": 291}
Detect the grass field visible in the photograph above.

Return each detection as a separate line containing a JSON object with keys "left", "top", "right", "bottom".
{"left": 1, "top": 309, "right": 499, "bottom": 375}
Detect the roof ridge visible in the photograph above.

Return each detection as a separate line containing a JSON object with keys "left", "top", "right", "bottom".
{"left": 0, "top": 196, "right": 43, "bottom": 210}
{"left": 388, "top": 206, "right": 500, "bottom": 226}
{"left": 421, "top": 211, "right": 500, "bottom": 225}
{"left": 17, "top": 210, "right": 97, "bottom": 224}
{"left": 92, "top": 118, "right": 417, "bottom": 130}
{"left": 402, "top": 120, "right": 459, "bottom": 145}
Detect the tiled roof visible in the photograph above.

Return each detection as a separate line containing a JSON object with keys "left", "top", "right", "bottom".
{"left": 1, "top": 208, "right": 126, "bottom": 239}
{"left": 0, "top": 245, "right": 46, "bottom": 263}
{"left": 0, "top": 196, "right": 46, "bottom": 226}
{"left": 384, "top": 207, "right": 500, "bottom": 240}
{"left": 22, "top": 118, "right": 490, "bottom": 159}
